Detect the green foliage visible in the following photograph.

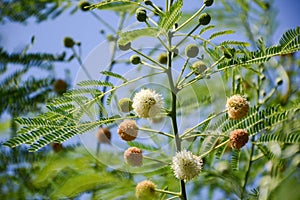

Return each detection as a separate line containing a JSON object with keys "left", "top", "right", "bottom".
{"left": 217, "top": 27, "right": 300, "bottom": 69}
{"left": 0, "top": 0, "right": 72, "bottom": 23}
{"left": 118, "top": 27, "right": 160, "bottom": 46}
{"left": 159, "top": 0, "right": 183, "bottom": 31}
{"left": 1, "top": 0, "right": 300, "bottom": 199}
{"left": 88, "top": 0, "right": 140, "bottom": 12}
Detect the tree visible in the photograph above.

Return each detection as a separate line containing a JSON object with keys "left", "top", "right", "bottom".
{"left": 1, "top": 0, "right": 300, "bottom": 199}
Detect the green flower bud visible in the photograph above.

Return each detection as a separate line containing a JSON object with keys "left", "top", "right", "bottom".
{"left": 204, "top": 0, "right": 214, "bottom": 7}
{"left": 130, "top": 55, "right": 141, "bottom": 65}
{"left": 199, "top": 13, "right": 211, "bottom": 25}
{"left": 63, "top": 37, "right": 75, "bottom": 48}
{"left": 118, "top": 42, "right": 131, "bottom": 51}
{"left": 144, "top": 0, "right": 152, "bottom": 5}
{"left": 158, "top": 53, "right": 168, "bottom": 64}
{"left": 192, "top": 61, "right": 207, "bottom": 75}
{"left": 119, "top": 98, "right": 133, "bottom": 113}
{"left": 79, "top": 1, "right": 91, "bottom": 11}
{"left": 185, "top": 44, "right": 199, "bottom": 58}
{"left": 136, "top": 180, "right": 157, "bottom": 200}
{"left": 136, "top": 8, "right": 147, "bottom": 22}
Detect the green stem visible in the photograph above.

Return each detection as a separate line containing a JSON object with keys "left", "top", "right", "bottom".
{"left": 180, "top": 110, "right": 226, "bottom": 138}
{"left": 90, "top": 11, "right": 116, "bottom": 33}
{"left": 138, "top": 127, "right": 174, "bottom": 138}
{"left": 143, "top": 156, "right": 169, "bottom": 165}
{"left": 199, "top": 139, "right": 229, "bottom": 158}
{"left": 174, "top": 24, "right": 201, "bottom": 49}
{"left": 179, "top": 56, "right": 225, "bottom": 89}
{"left": 155, "top": 188, "right": 181, "bottom": 196}
{"left": 175, "top": 58, "right": 190, "bottom": 87}
{"left": 174, "top": 4, "right": 206, "bottom": 32}
{"left": 241, "top": 137, "right": 255, "bottom": 199}
{"left": 131, "top": 47, "right": 167, "bottom": 70}
{"left": 72, "top": 47, "right": 92, "bottom": 80}
{"left": 166, "top": 35, "right": 187, "bottom": 199}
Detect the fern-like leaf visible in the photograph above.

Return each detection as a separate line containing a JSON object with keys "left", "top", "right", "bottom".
{"left": 118, "top": 27, "right": 160, "bottom": 46}
{"left": 88, "top": 0, "right": 139, "bottom": 11}
{"left": 257, "top": 131, "right": 300, "bottom": 144}
{"left": 100, "top": 71, "right": 128, "bottom": 82}
{"left": 127, "top": 141, "right": 159, "bottom": 151}
{"left": 231, "top": 149, "right": 240, "bottom": 171}
{"left": 217, "top": 27, "right": 300, "bottom": 69}
{"left": 209, "top": 30, "right": 235, "bottom": 40}
{"left": 159, "top": 0, "right": 183, "bottom": 31}
{"left": 77, "top": 80, "right": 114, "bottom": 87}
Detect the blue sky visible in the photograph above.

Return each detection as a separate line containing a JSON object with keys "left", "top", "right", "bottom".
{"left": 1, "top": 0, "right": 299, "bottom": 59}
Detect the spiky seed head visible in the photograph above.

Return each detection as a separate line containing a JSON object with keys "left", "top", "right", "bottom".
{"left": 136, "top": 8, "right": 147, "bottom": 22}
{"left": 185, "top": 44, "right": 199, "bottom": 58}
{"left": 158, "top": 53, "right": 168, "bottom": 64}
{"left": 96, "top": 127, "right": 111, "bottom": 144}
{"left": 229, "top": 129, "right": 249, "bottom": 150}
{"left": 79, "top": 1, "right": 91, "bottom": 11}
{"left": 124, "top": 147, "right": 143, "bottom": 167}
{"left": 132, "top": 89, "right": 163, "bottom": 118}
{"left": 136, "top": 180, "right": 157, "bottom": 200}
{"left": 118, "top": 42, "right": 131, "bottom": 51}
{"left": 199, "top": 13, "right": 211, "bottom": 25}
{"left": 204, "top": 0, "right": 214, "bottom": 7}
{"left": 192, "top": 60, "right": 207, "bottom": 75}
{"left": 130, "top": 55, "right": 141, "bottom": 65}
{"left": 54, "top": 79, "right": 67, "bottom": 95}
{"left": 226, "top": 94, "right": 249, "bottom": 120}
{"left": 171, "top": 149, "right": 203, "bottom": 181}
{"left": 63, "top": 37, "right": 75, "bottom": 48}
{"left": 118, "top": 98, "right": 133, "bottom": 113}
{"left": 117, "top": 120, "right": 138, "bottom": 141}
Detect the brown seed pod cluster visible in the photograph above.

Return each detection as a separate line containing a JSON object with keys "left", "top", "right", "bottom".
{"left": 124, "top": 147, "right": 143, "bottom": 167}
{"left": 229, "top": 129, "right": 249, "bottom": 150}
{"left": 226, "top": 95, "right": 249, "bottom": 120}
{"left": 117, "top": 120, "right": 138, "bottom": 141}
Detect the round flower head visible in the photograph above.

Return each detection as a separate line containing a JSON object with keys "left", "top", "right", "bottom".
{"left": 124, "top": 147, "right": 143, "bottom": 167}
{"left": 117, "top": 120, "right": 138, "bottom": 141}
{"left": 132, "top": 89, "right": 163, "bottom": 118}
{"left": 96, "top": 127, "right": 111, "bottom": 144}
{"left": 171, "top": 149, "right": 203, "bottom": 181}
{"left": 136, "top": 180, "right": 157, "bottom": 200}
{"left": 229, "top": 129, "right": 249, "bottom": 150}
{"left": 226, "top": 95, "right": 249, "bottom": 120}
